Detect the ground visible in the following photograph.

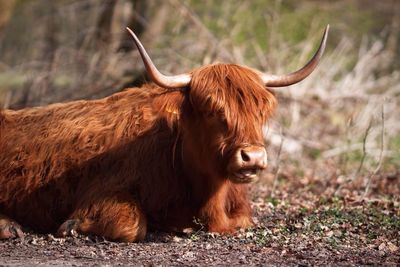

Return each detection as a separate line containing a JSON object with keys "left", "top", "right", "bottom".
{"left": 0, "top": 1, "right": 399, "bottom": 266}
{"left": 1, "top": 171, "right": 398, "bottom": 266}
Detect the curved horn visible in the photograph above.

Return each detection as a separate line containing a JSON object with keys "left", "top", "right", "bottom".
{"left": 126, "top": 27, "right": 191, "bottom": 89}
{"left": 261, "top": 25, "right": 329, "bottom": 87}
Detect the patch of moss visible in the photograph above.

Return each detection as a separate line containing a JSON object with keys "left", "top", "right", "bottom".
{"left": 265, "top": 196, "right": 280, "bottom": 207}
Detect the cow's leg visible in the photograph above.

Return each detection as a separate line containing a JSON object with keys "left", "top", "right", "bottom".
{"left": 57, "top": 192, "right": 147, "bottom": 242}
{"left": 0, "top": 214, "right": 24, "bottom": 239}
{"left": 201, "top": 183, "right": 253, "bottom": 233}
{"left": 199, "top": 182, "right": 232, "bottom": 233}
{"left": 227, "top": 185, "right": 254, "bottom": 230}
{"left": 229, "top": 205, "right": 254, "bottom": 230}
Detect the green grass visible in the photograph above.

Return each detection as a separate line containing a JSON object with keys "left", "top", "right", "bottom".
{"left": 265, "top": 196, "right": 280, "bottom": 207}
{"left": 386, "top": 135, "right": 400, "bottom": 169}
{"left": 304, "top": 147, "right": 321, "bottom": 160}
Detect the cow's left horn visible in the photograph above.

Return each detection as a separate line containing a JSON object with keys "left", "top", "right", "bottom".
{"left": 261, "top": 25, "right": 329, "bottom": 87}
{"left": 127, "top": 27, "right": 191, "bottom": 89}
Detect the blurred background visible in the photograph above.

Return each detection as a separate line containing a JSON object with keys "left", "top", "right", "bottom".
{"left": 0, "top": 0, "right": 399, "bottom": 198}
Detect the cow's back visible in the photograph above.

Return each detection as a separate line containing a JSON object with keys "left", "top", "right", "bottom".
{"left": 0, "top": 87, "right": 159, "bottom": 232}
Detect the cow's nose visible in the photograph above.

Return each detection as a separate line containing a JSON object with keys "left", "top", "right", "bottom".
{"left": 239, "top": 146, "right": 267, "bottom": 169}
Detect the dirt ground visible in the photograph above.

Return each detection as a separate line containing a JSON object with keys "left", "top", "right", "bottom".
{"left": 1, "top": 173, "right": 399, "bottom": 267}
{"left": 0, "top": 231, "right": 397, "bottom": 267}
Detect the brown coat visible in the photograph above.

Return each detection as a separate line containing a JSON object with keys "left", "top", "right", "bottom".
{"left": 0, "top": 63, "right": 276, "bottom": 242}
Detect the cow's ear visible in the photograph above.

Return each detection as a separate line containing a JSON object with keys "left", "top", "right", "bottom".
{"left": 0, "top": 112, "right": 4, "bottom": 127}
{"left": 153, "top": 91, "right": 185, "bottom": 125}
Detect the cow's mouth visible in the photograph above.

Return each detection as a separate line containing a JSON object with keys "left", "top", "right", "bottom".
{"left": 230, "top": 168, "right": 259, "bottom": 183}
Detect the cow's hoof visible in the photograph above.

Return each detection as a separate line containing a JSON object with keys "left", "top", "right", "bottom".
{"left": 57, "top": 219, "right": 81, "bottom": 237}
{"left": 0, "top": 218, "right": 24, "bottom": 239}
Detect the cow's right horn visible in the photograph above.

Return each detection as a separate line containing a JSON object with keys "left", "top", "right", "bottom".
{"left": 127, "top": 28, "right": 192, "bottom": 89}
{"left": 261, "top": 25, "right": 329, "bottom": 87}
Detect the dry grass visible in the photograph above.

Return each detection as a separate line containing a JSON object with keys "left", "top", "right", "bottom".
{"left": 0, "top": 0, "right": 398, "bottom": 197}
{"left": 163, "top": 0, "right": 400, "bottom": 198}
{"left": 265, "top": 30, "right": 400, "bottom": 197}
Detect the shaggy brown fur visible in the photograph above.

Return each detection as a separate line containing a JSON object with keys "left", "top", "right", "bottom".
{"left": 0, "top": 63, "right": 276, "bottom": 242}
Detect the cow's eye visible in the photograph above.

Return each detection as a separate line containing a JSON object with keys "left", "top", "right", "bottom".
{"left": 220, "top": 114, "right": 227, "bottom": 124}
{"left": 219, "top": 114, "right": 228, "bottom": 129}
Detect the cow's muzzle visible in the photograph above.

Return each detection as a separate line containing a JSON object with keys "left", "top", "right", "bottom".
{"left": 227, "top": 145, "right": 267, "bottom": 183}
